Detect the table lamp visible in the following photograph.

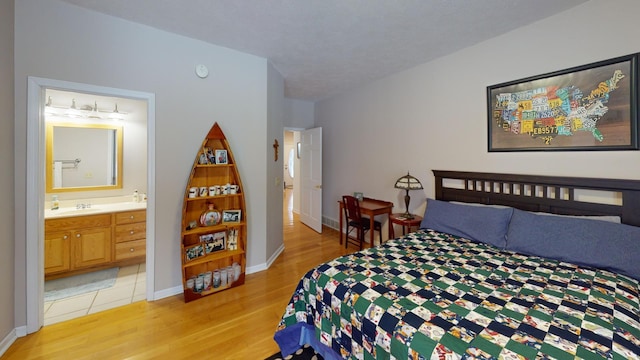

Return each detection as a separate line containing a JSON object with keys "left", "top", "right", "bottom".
{"left": 394, "top": 171, "right": 423, "bottom": 219}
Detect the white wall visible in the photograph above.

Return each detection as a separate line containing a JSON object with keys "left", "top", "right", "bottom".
{"left": 316, "top": 0, "right": 640, "bottom": 225}
{"left": 284, "top": 98, "right": 315, "bottom": 129}
{"left": 14, "top": 0, "right": 273, "bottom": 329}
{"left": 0, "top": 0, "right": 15, "bottom": 349}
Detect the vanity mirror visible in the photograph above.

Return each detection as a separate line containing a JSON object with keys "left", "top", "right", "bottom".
{"left": 46, "top": 123, "right": 123, "bottom": 192}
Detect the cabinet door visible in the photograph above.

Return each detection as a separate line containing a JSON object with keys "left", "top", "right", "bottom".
{"left": 45, "top": 231, "right": 70, "bottom": 275}
{"left": 72, "top": 227, "right": 112, "bottom": 269}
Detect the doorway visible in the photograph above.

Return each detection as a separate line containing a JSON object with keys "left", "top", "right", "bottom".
{"left": 43, "top": 88, "right": 147, "bottom": 325}
{"left": 283, "top": 130, "right": 301, "bottom": 220}
{"left": 282, "top": 127, "right": 323, "bottom": 233}
{"left": 26, "top": 77, "right": 156, "bottom": 333}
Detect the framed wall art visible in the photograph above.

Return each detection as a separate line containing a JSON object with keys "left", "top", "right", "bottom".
{"left": 487, "top": 53, "right": 638, "bottom": 151}
{"left": 215, "top": 149, "right": 228, "bottom": 164}
{"left": 200, "top": 231, "right": 226, "bottom": 253}
{"left": 222, "top": 210, "right": 242, "bottom": 223}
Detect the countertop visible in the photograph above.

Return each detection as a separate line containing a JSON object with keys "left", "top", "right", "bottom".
{"left": 45, "top": 201, "right": 147, "bottom": 219}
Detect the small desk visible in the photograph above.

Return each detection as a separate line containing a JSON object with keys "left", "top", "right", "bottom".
{"left": 338, "top": 197, "right": 393, "bottom": 247}
{"left": 389, "top": 213, "right": 423, "bottom": 238}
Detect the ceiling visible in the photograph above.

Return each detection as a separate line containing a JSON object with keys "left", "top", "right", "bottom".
{"left": 59, "top": 0, "right": 589, "bottom": 101}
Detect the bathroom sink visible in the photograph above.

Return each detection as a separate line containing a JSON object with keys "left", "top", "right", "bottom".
{"left": 45, "top": 201, "right": 146, "bottom": 219}
{"left": 50, "top": 207, "right": 102, "bottom": 216}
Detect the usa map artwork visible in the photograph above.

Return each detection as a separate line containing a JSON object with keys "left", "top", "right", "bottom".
{"left": 492, "top": 69, "right": 625, "bottom": 146}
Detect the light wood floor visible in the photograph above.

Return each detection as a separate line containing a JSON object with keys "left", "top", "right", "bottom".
{"left": 3, "top": 190, "right": 353, "bottom": 360}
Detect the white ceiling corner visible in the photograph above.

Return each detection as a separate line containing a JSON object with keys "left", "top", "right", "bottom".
{"left": 58, "top": 0, "right": 590, "bottom": 101}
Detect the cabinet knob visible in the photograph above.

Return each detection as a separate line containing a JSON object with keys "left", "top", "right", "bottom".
{"left": 130, "top": 248, "right": 134, "bottom": 252}
{"left": 63, "top": 235, "right": 68, "bottom": 240}
{"left": 130, "top": 230, "right": 135, "bottom": 235}
{"left": 76, "top": 233, "right": 81, "bottom": 238}
{"left": 130, "top": 215, "right": 134, "bottom": 219}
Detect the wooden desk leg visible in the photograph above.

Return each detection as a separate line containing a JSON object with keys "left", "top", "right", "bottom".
{"left": 339, "top": 207, "right": 343, "bottom": 245}
{"left": 369, "top": 216, "right": 375, "bottom": 247}
{"left": 389, "top": 216, "right": 395, "bottom": 239}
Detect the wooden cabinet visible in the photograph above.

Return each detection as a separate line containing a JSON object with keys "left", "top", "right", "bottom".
{"left": 180, "top": 123, "right": 246, "bottom": 303}
{"left": 114, "top": 210, "right": 147, "bottom": 262}
{"left": 44, "top": 231, "right": 70, "bottom": 274}
{"left": 44, "top": 209, "right": 146, "bottom": 279}
{"left": 45, "top": 213, "right": 112, "bottom": 277}
{"left": 72, "top": 226, "right": 112, "bottom": 269}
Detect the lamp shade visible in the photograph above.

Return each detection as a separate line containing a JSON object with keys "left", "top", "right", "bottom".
{"left": 394, "top": 171, "right": 423, "bottom": 219}
{"left": 394, "top": 172, "right": 423, "bottom": 190}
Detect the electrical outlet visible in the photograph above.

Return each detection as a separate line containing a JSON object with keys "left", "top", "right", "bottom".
{"left": 84, "top": 172, "right": 93, "bottom": 178}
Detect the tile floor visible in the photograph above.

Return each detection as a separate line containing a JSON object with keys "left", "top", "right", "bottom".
{"left": 44, "top": 263, "right": 146, "bottom": 326}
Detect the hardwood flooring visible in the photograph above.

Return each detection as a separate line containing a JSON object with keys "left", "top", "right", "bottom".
{"left": 3, "top": 190, "right": 353, "bottom": 360}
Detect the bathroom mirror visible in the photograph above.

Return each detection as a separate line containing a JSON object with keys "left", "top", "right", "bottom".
{"left": 46, "top": 123, "right": 123, "bottom": 193}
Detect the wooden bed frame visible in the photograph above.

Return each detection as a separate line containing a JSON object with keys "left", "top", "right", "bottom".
{"left": 433, "top": 170, "right": 640, "bottom": 227}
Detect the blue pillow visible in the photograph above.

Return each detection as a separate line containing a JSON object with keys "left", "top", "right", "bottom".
{"left": 506, "top": 209, "right": 640, "bottom": 281}
{"left": 420, "top": 199, "right": 513, "bottom": 249}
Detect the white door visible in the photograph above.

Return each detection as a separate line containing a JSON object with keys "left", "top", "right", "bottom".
{"left": 300, "top": 127, "right": 322, "bottom": 233}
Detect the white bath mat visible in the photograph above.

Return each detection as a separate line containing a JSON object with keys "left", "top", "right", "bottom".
{"left": 45, "top": 267, "right": 119, "bottom": 302}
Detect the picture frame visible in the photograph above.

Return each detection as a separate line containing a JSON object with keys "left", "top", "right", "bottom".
{"left": 215, "top": 149, "right": 228, "bottom": 164}
{"left": 227, "top": 228, "right": 238, "bottom": 250}
{"left": 185, "top": 244, "right": 205, "bottom": 262}
{"left": 487, "top": 53, "right": 638, "bottom": 151}
{"left": 222, "top": 209, "right": 242, "bottom": 223}
{"left": 206, "top": 147, "right": 216, "bottom": 164}
{"left": 200, "top": 231, "right": 226, "bottom": 253}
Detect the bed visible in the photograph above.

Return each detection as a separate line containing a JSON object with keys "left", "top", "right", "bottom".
{"left": 274, "top": 170, "right": 640, "bottom": 360}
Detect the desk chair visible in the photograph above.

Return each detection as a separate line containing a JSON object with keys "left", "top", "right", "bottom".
{"left": 342, "top": 195, "right": 382, "bottom": 250}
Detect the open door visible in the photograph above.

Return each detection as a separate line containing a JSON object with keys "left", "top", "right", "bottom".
{"left": 299, "top": 127, "right": 322, "bottom": 233}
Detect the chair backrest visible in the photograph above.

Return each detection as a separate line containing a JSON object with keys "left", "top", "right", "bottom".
{"left": 342, "top": 195, "right": 362, "bottom": 222}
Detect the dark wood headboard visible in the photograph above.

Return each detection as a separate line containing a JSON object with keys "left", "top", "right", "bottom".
{"left": 433, "top": 170, "right": 640, "bottom": 227}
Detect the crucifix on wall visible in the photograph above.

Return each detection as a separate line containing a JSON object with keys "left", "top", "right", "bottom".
{"left": 273, "top": 139, "right": 279, "bottom": 161}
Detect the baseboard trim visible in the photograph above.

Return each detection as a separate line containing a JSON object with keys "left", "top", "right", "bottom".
{"left": 266, "top": 243, "right": 285, "bottom": 268}
{"left": 0, "top": 328, "right": 18, "bottom": 357}
{"left": 153, "top": 285, "right": 182, "bottom": 300}
{"left": 246, "top": 243, "right": 285, "bottom": 275}
{"left": 153, "top": 243, "right": 286, "bottom": 300}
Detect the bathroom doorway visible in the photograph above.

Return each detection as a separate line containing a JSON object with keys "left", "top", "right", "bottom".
{"left": 42, "top": 88, "right": 147, "bottom": 325}
{"left": 26, "top": 77, "right": 156, "bottom": 332}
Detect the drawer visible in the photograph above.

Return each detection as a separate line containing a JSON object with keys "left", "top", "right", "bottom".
{"left": 45, "top": 214, "right": 111, "bottom": 232}
{"left": 115, "top": 210, "right": 146, "bottom": 225}
{"left": 115, "top": 239, "right": 146, "bottom": 261}
{"left": 115, "top": 223, "right": 146, "bottom": 243}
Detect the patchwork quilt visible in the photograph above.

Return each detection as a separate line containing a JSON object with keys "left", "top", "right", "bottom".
{"left": 274, "top": 229, "right": 640, "bottom": 360}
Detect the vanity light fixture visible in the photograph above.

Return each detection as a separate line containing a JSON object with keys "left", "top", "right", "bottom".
{"left": 65, "top": 98, "right": 82, "bottom": 118}
{"left": 45, "top": 97, "right": 128, "bottom": 120}
{"left": 44, "top": 96, "right": 55, "bottom": 115}
{"left": 88, "top": 101, "right": 103, "bottom": 119}
{"left": 108, "top": 103, "right": 125, "bottom": 121}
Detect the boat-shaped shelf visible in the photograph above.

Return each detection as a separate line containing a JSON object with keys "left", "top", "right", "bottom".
{"left": 180, "top": 123, "right": 246, "bottom": 303}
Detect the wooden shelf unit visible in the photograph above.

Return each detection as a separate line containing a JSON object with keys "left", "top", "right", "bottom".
{"left": 180, "top": 123, "right": 247, "bottom": 303}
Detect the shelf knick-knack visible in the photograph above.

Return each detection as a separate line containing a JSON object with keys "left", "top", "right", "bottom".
{"left": 199, "top": 203, "right": 221, "bottom": 226}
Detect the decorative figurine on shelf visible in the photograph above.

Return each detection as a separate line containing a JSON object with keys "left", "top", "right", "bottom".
{"left": 227, "top": 229, "right": 238, "bottom": 250}
{"left": 199, "top": 203, "right": 221, "bottom": 226}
